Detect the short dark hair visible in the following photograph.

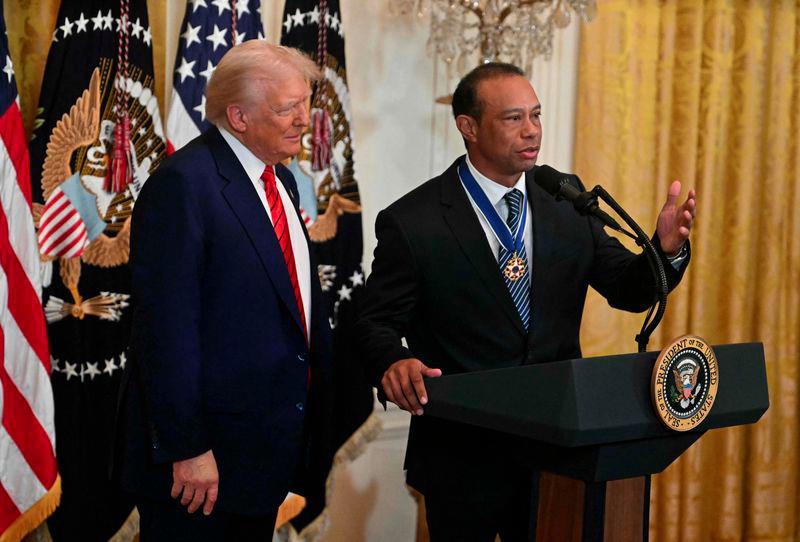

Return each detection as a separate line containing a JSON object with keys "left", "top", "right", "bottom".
{"left": 451, "top": 62, "right": 525, "bottom": 120}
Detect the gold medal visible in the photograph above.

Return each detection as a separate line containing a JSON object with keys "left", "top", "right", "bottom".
{"left": 504, "top": 253, "right": 527, "bottom": 282}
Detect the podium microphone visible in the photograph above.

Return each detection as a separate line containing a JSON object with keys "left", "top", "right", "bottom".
{"left": 532, "top": 164, "right": 669, "bottom": 353}
{"left": 533, "top": 165, "right": 624, "bottom": 232}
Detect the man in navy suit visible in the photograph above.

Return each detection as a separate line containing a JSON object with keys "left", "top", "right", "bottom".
{"left": 119, "top": 42, "right": 333, "bottom": 541}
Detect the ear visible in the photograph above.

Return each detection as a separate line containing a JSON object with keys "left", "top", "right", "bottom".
{"left": 226, "top": 105, "right": 248, "bottom": 134}
{"left": 455, "top": 114, "right": 479, "bottom": 144}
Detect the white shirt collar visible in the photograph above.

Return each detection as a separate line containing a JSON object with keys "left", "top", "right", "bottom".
{"left": 218, "top": 127, "right": 266, "bottom": 183}
{"left": 465, "top": 154, "right": 527, "bottom": 207}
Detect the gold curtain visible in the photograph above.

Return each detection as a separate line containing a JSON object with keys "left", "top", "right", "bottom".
{"left": 576, "top": 1, "right": 800, "bottom": 540}
{"left": 4, "top": 0, "right": 168, "bottom": 138}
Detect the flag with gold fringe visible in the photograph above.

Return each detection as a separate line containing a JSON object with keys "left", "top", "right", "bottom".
{"left": 0, "top": 1, "right": 59, "bottom": 540}
{"left": 27, "top": 0, "right": 165, "bottom": 539}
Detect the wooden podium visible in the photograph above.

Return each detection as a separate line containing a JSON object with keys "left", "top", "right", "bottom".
{"left": 423, "top": 343, "right": 769, "bottom": 542}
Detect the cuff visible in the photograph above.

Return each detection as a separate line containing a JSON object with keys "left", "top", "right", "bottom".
{"left": 666, "top": 243, "right": 689, "bottom": 270}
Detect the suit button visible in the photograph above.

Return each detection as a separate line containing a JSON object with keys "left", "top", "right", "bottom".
{"left": 297, "top": 353, "right": 306, "bottom": 362}
{"left": 152, "top": 442, "right": 159, "bottom": 450}
{"left": 295, "top": 402, "right": 304, "bottom": 411}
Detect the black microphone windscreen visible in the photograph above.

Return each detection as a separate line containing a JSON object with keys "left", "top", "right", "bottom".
{"left": 533, "top": 165, "right": 562, "bottom": 196}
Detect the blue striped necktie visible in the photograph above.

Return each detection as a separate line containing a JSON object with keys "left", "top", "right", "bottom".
{"left": 499, "top": 189, "right": 531, "bottom": 330}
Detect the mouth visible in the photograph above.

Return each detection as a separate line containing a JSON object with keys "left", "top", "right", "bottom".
{"left": 519, "top": 146, "right": 539, "bottom": 160}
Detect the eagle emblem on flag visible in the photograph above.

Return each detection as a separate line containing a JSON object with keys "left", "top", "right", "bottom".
{"left": 33, "top": 65, "right": 165, "bottom": 322}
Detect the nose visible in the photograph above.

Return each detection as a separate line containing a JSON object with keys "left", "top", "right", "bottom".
{"left": 295, "top": 103, "right": 310, "bottom": 127}
{"left": 522, "top": 117, "right": 539, "bottom": 140}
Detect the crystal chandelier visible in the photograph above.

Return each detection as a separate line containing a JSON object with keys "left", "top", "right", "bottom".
{"left": 391, "top": 0, "right": 597, "bottom": 77}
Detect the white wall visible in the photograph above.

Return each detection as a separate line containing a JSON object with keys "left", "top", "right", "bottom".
{"left": 163, "top": 2, "right": 581, "bottom": 540}
{"left": 334, "top": 4, "right": 581, "bottom": 274}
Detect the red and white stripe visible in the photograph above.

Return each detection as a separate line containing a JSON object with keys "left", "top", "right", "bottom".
{"left": 299, "top": 207, "right": 313, "bottom": 226}
{"left": 0, "top": 99, "right": 57, "bottom": 538}
{"left": 37, "top": 189, "right": 89, "bottom": 259}
{"left": 165, "top": 88, "right": 201, "bottom": 155}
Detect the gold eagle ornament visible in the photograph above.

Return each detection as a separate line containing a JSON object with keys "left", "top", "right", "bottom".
{"left": 33, "top": 68, "right": 132, "bottom": 322}
{"left": 308, "top": 193, "right": 362, "bottom": 243}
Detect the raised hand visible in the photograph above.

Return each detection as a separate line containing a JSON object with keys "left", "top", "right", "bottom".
{"left": 657, "top": 181, "right": 696, "bottom": 255}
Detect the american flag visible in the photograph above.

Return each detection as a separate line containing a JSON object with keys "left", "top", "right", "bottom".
{"left": 166, "top": 0, "right": 264, "bottom": 153}
{"left": 0, "top": 1, "right": 59, "bottom": 540}
{"left": 37, "top": 174, "right": 107, "bottom": 260}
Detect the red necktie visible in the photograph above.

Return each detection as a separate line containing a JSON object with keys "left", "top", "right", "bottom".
{"left": 262, "top": 165, "right": 308, "bottom": 343}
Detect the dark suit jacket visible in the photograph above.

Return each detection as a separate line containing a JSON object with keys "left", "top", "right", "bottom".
{"left": 356, "top": 157, "right": 689, "bottom": 498}
{"left": 118, "top": 127, "right": 333, "bottom": 516}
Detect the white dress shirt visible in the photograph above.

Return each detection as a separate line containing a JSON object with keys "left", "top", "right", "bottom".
{"left": 462, "top": 155, "right": 534, "bottom": 285}
{"left": 219, "top": 127, "right": 312, "bottom": 337}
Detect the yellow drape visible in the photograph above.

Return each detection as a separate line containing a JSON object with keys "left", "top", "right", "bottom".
{"left": 576, "top": 1, "right": 800, "bottom": 540}
{"left": 4, "top": 0, "right": 168, "bottom": 138}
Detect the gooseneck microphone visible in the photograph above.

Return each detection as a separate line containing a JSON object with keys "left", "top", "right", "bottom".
{"left": 533, "top": 165, "right": 624, "bottom": 233}
{"left": 532, "top": 164, "right": 669, "bottom": 353}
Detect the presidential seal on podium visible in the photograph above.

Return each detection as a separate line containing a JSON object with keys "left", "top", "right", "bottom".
{"left": 651, "top": 335, "right": 719, "bottom": 431}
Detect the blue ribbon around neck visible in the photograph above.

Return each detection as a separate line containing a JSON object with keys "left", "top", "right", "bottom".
{"left": 458, "top": 159, "right": 527, "bottom": 255}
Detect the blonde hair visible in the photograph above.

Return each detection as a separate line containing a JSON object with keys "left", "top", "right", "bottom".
{"left": 205, "top": 41, "right": 322, "bottom": 126}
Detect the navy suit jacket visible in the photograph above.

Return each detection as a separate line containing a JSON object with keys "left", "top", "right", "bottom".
{"left": 119, "top": 127, "right": 333, "bottom": 515}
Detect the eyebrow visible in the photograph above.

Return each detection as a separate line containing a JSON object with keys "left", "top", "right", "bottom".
{"left": 500, "top": 105, "right": 542, "bottom": 115}
{"left": 273, "top": 93, "right": 312, "bottom": 110}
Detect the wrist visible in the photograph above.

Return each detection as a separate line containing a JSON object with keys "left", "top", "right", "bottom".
{"left": 665, "top": 243, "right": 688, "bottom": 261}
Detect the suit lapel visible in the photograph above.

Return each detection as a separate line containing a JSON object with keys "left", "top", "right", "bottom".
{"left": 275, "top": 163, "right": 312, "bottom": 247}
{"left": 526, "top": 168, "right": 557, "bottom": 346}
{"left": 208, "top": 128, "right": 305, "bottom": 335}
{"left": 440, "top": 158, "right": 527, "bottom": 336}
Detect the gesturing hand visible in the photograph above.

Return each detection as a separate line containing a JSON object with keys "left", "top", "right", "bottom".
{"left": 656, "top": 181, "right": 696, "bottom": 256}
{"left": 381, "top": 358, "right": 443, "bottom": 415}
{"left": 171, "top": 449, "right": 219, "bottom": 515}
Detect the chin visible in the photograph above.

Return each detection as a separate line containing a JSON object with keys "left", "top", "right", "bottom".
{"left": 285, "top": 143, "right": 302, "bottom": 157}
{"left": 517, "top": 158, "right": 537, "bottom": 172}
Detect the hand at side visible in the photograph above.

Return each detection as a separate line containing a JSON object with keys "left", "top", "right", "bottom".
{"left": 171, "top": 449, "right": 219, "bottom": 515}
{"left": 381, "top": 358, "right": 442, "bottom": 415}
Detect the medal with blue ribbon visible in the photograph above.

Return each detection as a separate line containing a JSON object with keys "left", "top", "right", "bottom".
{"left": 458, "top": 159, "right": 528, "bottom": 282}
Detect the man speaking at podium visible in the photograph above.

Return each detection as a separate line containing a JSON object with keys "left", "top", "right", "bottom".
{"left": 357, "top": 63, "right": 696, "bottom": 541}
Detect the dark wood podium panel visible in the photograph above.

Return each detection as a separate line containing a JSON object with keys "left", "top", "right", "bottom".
{"left": 536, "top": 474, "right": 647, "bottom": 542}
{"left": 536, "top": 473, "right": 584, "bottom": 542}
{"left": 603, "top": 477, "right": 646, "bottom": 541}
